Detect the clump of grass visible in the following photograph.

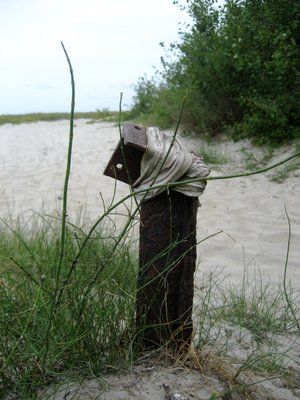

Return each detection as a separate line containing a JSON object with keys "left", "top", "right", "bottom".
{"left": 220, "top": 277, "right": 297, "bottom": 340}
{"left": 0, "top": 216, "right": 138, "bottom": 398}
{"left": 239, "top": 143, "right": 300, "bottom": 182}
{"left": 193, "top": 267, "right": 300, "bottom": 392}
{"left": 240, "top": 146, "right": 274, "bottom": 171}
{"left": 200, "top": 146, "right": 230, "bottom": 165}
{"left": 269, "top": 154, "right": 300, "bottom": 182}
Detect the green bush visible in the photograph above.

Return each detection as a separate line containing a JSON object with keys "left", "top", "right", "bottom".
{"left": 130, "top": 75, "right": 158, "bottom": 117}
{"left": 132, "top": 0, "right": 300, "bottom": 144}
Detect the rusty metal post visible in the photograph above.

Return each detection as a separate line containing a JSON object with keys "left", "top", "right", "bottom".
{"left": 137, "top": 191, "right": 198, "bottom": 348}
{"left": 104, "top": 123, "right": 199, "bottom": 349}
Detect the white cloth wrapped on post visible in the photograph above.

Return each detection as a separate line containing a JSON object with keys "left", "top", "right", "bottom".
{"left": 133, "top": 127, "right": 210, "bottom": 200}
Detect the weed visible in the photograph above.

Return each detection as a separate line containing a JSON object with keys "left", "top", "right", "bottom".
{"left": 269, "top": 158, "right": 300, "bottom": 183}
{"left": 0, "top": 217, "right": 138, "bottom": 398}
{"left": 193, "top": 264, "right": 300, "bottom": 393}
{"left": 200, "top": 146, "right": 230, "bottom": 165}
{"left": 240, "top": 146, "right": 274, "bottom": 171}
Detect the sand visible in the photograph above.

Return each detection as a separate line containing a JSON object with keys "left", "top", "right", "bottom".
{"left": 0, "top": 120, "right": 299, "bottom": 399}
{"left": 1, "top": 119, "right": 299, "bottom": 290}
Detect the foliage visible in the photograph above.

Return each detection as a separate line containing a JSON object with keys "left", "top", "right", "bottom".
{"left": 130, "top": 75, "right": 158, "bottom": 116}
{"left": 131, "top": 0, "right": 300, "bottom": 144}
{"left": 199, "top": 146, "right": 230, "bottom": 165}
{"left": 129, "top": 75, "right": 184, "bottom": 128}
{"left": 0, "top": 218, "right": 138, "bottom": 398}
{"left": 269, "top": 156, "right": 300, "bottom": 182}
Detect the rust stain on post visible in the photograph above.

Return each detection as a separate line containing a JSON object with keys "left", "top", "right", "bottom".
{"left": 137, "top": 191, "right": 198, "bottom": 348}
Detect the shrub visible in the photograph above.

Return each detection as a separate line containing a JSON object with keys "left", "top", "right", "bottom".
{"left": 132, "top": 0, "right": 300, "bottom": 144}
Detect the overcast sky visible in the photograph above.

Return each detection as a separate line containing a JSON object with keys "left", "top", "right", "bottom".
{"left": 0, "top": 0, "right": 191, "bottom": 114}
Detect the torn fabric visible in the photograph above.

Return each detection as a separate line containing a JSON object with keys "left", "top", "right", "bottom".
{"left": 133, "top": 127, "right": 210, "bottom": 200}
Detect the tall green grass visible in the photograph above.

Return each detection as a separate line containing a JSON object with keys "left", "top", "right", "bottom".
{"left": 0, "top": 217, "right": 138, "bottom": 398}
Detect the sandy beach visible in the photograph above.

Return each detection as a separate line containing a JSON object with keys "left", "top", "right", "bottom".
{"left": 0, "top": 119, "right": 299, "bottom": 399}
{"left": 1, "top": 119, "right": 299, "bottom": 290}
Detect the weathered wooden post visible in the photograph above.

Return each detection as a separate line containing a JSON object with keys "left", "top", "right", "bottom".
{"left": 104, "top": 123, "right": 209, "bottom": 349}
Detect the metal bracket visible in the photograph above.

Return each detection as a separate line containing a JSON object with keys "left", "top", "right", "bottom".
{"left": 103, "top": 123, "right": 147, "bottom": 185}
